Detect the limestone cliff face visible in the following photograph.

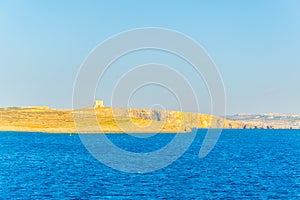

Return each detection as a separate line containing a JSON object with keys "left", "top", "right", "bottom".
{"left": 0, "top": 106, "right": 245, "bottom": 133}
{"left": 93, "top": 107, "right": 245, "bottom": 131}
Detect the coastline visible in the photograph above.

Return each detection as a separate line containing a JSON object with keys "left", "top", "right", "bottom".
{"left": 1, "top": 106, "right": 298, "bottom": 134}
{"left": 0, "top": 106, "right": 245, "bottom": 133}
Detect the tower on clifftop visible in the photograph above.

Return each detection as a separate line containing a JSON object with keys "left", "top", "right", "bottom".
{"left": 94, "top": 100, "right": 104, "bottom": 108}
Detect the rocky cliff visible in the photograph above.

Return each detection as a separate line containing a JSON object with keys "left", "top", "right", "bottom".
{"left": 0, "top": 106, "right": 245, "bottom": 133}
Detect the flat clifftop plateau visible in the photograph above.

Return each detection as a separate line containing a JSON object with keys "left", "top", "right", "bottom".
{"left": 0, "top": 106, "right": 245, "bottom": 133}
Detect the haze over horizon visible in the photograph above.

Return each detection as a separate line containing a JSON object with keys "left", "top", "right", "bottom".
{"left": 1, "top": 1, "right": 299, "bottom": 115}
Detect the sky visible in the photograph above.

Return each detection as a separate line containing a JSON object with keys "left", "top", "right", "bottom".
{"left": 0, "top": 0, "right": 299, "bottom": 114}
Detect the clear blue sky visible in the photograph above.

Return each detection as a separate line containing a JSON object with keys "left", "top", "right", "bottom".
{"left": 0, "top": 0, "right": 299, "bottom": 114}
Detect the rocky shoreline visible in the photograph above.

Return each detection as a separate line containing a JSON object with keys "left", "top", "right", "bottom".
{"left": 0, "top": 106, "right": 245, "bottom": 133}
{"left": 1, "top": 106, "right": 298, "bottom": 133}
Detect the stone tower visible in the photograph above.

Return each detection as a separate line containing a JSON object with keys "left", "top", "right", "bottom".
{"left": 94, "top": 100, "right": 104, "bottom": 108}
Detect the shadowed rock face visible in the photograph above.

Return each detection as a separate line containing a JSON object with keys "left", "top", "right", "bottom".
{"left": 0, "top": 106, "right": 245, "bottom": 133}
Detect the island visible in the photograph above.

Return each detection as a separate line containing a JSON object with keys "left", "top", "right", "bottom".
{"left": 0, "top": 100, "right": 298, "bottom": 133}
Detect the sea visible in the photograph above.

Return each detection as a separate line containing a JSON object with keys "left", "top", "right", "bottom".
{"left": 0, "top": 130, "right": 299, "bottom": 199}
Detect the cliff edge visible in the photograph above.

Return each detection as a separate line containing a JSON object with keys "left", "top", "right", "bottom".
{"left": 0, "top": 105, "right": 245, "bottom": 133}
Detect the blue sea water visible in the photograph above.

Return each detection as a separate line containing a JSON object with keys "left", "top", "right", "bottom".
{"left": 0, "top": 130, "right": 299, "bottom": 199}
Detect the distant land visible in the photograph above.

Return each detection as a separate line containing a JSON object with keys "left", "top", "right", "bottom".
{"left": 0, "top": 100, "right": 299, "bottom": 133}
{"left": 227, "top": 113, "right": 300, "bottom": 129}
